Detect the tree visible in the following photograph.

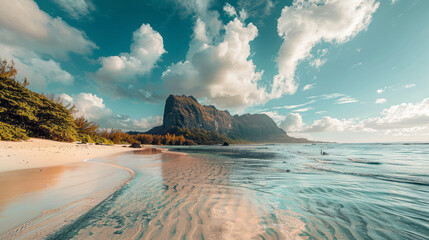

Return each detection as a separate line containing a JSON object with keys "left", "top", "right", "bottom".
{"left": 152, "top": 135, "right": 161, "bottom": 145}
{"left": 0, "top": 59, "right": 17, "bottom": 79}
{"left": 74, "top": 116, "right": 99, "bottom": 135}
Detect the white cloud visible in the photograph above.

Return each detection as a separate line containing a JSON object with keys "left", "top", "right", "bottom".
{"left": 53, "top": 0, "right": 94, "bottom": 19}
{"left": 0, "top": 44, "right": 73, "bottom": 88}
{"left": 376, "top": 88, "right": 384, "bottom": 94}
{"left": 307, "top": 93, "right": 345, "bottom": 100}
{"left": 376, "top": 98, "right": 387, "bottom": 104}
{"left": 223, "top": 3, "right": 237, "bottom": 17}
{"left": 0, "top": 0, "right": 97, "bottom": 88}
{"left": 162, "top": 17, "right": 267, "bottom": 109}
{"left": 279, "top": 98, "right": 429, "bottom": 141}
{"left": 404, "top": 83, "right": 416, "bottom": 88}
{"left": 278, "top": 113, "right": 304, "bottom": 132}
{"left": 238, "top": 10, "right": 248, "bottom": 21}
{"left": 272, "top": 0, "right": 379, "bottom": 98}
{"left": 293, "top": 107, "right": 313, "bottom": 112}
{"left": 303, "top": 116, "right": 359, "bottom": 132}
{"left": 336, "top": 96, "right": 358, "bottom": 104}
{"left": 364, "top": 98, "right": 429, "bottom": 130}
{"left": 310, "top": 58, "right": 327, "bottom": 68}
{"left": 162, "top": 0, "right": 378, "bottom": 109}
{"left": 132, "top": 116, "right": 163, "bottom": 130}
{"left": 315, "top": 111, "right": 328, "bottom": 114}
{"left": 59, "top": 93, "right": 162, "bottom": 131}
{"left": 274, "top": 100, "right": 315, "bottom": 110}
{"left": 303, "top": 83, "right": 315, "bottom": 91}
{"left": 0, "top": 0, "right": 97, "bottom": 57}
{"left": 95, "top": 24, "right": 166, "bottom": 83}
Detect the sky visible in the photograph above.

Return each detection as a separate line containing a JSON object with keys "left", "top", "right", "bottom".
{"left": 0, "top": 0, "right": 428, "bottom": 143}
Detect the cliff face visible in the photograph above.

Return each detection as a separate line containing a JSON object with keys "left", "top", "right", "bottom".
{"left": 162, "top": 95, "right": 234, "bottom": 134}
{"left": 148, "top": 95, "right": 308, "bottom": 143}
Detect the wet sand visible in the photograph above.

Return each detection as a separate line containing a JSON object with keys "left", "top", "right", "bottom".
{"left": 0, "top": 146, "right": 306, "bottom": 239}
{"left": 53, "top": 150, "right": 307, "bottom": 239}
{"left": 0, "top": 153, "right": 135, "bottom": 240}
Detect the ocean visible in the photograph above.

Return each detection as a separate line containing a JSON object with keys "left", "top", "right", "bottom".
{"left": 51, "top": 143, "right": 429, "bottom": 239}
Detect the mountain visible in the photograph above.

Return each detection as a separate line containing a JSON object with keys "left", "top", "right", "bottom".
{"left": 147, "top": 95, "right": 309, "bottom": 143}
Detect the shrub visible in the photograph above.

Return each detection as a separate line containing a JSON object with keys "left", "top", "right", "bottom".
{"left": 0, "top": 122, "right": 29, "bottom": 141}
{"left": 0, "top": 76, "right": 78, "bottom": 141}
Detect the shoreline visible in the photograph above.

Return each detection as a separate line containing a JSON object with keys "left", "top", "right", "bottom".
{"left": 0, "top": 139, "right": 173, "bottom": 239}
{"left": 0, "top": 138, "right": 136, "bottom": 173}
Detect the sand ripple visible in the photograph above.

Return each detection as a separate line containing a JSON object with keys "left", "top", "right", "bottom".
{"left": 51, "top": 151, "right": 306, "bottom": 240}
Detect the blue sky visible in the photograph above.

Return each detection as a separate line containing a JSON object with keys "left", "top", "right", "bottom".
{"left": 1, "top": 0, "right": 428, "bottom": 142}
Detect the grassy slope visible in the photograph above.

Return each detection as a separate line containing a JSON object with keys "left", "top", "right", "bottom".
{"left": 0, "top": 77, "right": 78, "bottom": 141}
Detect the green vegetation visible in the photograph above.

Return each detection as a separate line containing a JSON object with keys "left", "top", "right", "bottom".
{"left": 1, "top": 60, "right": 78, "bottom": 141}
{"left": 74, "top": 117, "right": 113, "bottom": 144}
{"left": 0, "top": 122, "right": 29, "bottom": 141}
{"left": 102, "top": 131, "right": 195, "bottom": 145}
{"left": 167, "top": 127, "right": 236, "bottom": 145}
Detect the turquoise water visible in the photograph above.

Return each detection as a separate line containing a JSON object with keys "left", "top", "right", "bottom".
{"left": 52, "top": 144, "right": 429, "bottom": 239}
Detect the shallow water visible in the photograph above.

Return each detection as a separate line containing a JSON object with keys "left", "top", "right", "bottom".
{"left": 0, "top": 156, "right": 130, "bottom": 239}
{"left": 53, "top": 144, "right": 429, "bottom": 240}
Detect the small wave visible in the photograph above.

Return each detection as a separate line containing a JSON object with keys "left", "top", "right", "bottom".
{"left": 306, "top": 164, "right": 429, "bottom": 186}
{"left": 348, "top": 158, "right": 381, "bottom": 165}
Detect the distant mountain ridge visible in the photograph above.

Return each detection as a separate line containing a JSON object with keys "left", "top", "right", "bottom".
{"left": 147, "top": 95, "right": 309, "bottom": 143}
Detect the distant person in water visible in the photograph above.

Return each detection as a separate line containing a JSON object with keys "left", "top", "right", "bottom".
{"left": 321, "top": 149, "right": 328, "bottom": 155}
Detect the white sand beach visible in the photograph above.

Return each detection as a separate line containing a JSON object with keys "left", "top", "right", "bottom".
{"left": 0, "top": 139, "right": 146, "bottom": 239}
{"left": 0, "top": 138, "right": 135, "bottom": 172}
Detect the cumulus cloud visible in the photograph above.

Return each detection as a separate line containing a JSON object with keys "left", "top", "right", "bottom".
{"left": 0, "top": 0, "right": 96, "bottom": 88}
{"left": 272, "top": 0, "right": 379, "bottom": 98}
{"left": 162, "top": 15, "right": 267, "bottom": 109}
{"left": 303, "top": 116, "right": 360, "bottom": 132}
{"left": 93, "top": 24, "right": 166, "bottom": 101}
{"left": 60, "top": 93, "right": 162, "bottom": 131}
{"left": 53, "top": 0, "right": 95, "bottom": 19}
{"left": 0, "top": 44, "right": 73, "bottom": 88}
{"left": 364, "top": 98, "right": 429, "bottom": 130}
{"left": 404, "top": 83, "right": 416, "bottom": 88}
{"left": 279, "top": 113, "right": 304, "bottom": 132}
{"left": 162, "top": 0, "right": 378, "bottom": 109}
{"left": 376, "top": 98, "right": 387, "bottom": 104}
{"left": 0, "top": 0, "right": 97, "bottom": 57}
{"left": 377, "top": 88, "right": 384, "bottom": 94}
{"left": 95, "top": 24, "right": 165, "bottom": 83}
{"left": 114, "top": 0, "right": 378, "bottom": 109}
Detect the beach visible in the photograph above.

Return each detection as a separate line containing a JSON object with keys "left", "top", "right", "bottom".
{"left": 0, "top": 139, "right": 139, "bottom": 239}
{"left": 0, "top": 138, "right": 135, "bottom": 173}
